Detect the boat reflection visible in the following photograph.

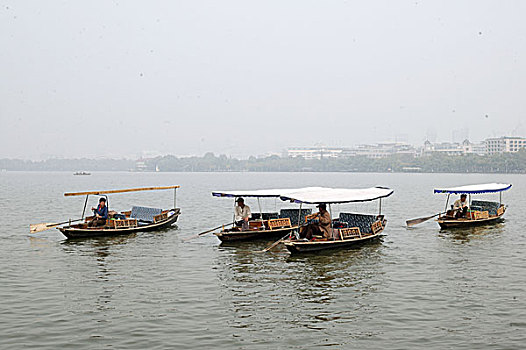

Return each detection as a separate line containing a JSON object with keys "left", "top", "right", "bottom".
{"left": 438, "top": 222, "right": 506, "bottom": 242}
{"left": 214, "top": 240, "right": 386, "bottom": 333}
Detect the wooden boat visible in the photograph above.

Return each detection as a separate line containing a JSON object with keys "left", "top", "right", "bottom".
{"left": 57, "top": 185, "right": 181, "bottom": 239}
{"left": 434, "top": 183, "right": 511, "bottom": 229}
{"left": 211, "top": 188, "right": 317, "bottom": 242}
{"left": 280, "top": 186, "right": 394, "bottom": 254}
{"left": 73, "top": 171, "right": 91, "bottom": 175}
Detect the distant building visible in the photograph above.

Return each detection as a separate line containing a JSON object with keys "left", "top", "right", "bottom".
{"left": 421, "top": 139, "right": 486, "bottom": 156}
{"left": 287, "top": 143, "right": 416, "bottom": 159}
{"left": 135, "top": 159, "right": 148, "bottom": 171}
{"left": 287, "top": 147, "right": 344, "bottom": 160}
{"left": 485, "top": 136, "right": 526, "bottom": 155}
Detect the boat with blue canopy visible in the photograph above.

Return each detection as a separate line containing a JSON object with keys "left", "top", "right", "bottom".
{"left": 434, "top": 183, "right": 511, "bottom": 229}
{"left": 280, "top": 186, "right": 394, "bottom": 254}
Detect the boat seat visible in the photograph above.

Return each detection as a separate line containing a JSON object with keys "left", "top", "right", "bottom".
{"left": 470, "top": 200, "right": 501, "bottom": 216}
{"left": 339, "top": 212, "right": 378, "bottom": 234}
{"left": 279, "top": 209, "right": 312, "bottom": 226}
{"left": 130, "top": 206, "right": 163, "bottom": 223}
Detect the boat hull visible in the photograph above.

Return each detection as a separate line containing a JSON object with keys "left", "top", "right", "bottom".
{"left": 215, "top": 226, "right": 295, "bottom": 242}
{"left": 283, "top": 229, "right": 383, "bottom": 254}
{"left": 438, "top": 213, "right": 504, "bottom": 229}
{"left": 58, "top": 211, "right": 180, "bottom": 239}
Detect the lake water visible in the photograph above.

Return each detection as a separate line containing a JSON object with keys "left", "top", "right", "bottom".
{"left": 1, "top": 171, "right": 525, "bottom": 349}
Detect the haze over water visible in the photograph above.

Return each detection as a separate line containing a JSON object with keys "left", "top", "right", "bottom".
{"left": 1, "top": 171, "right": 525, "bottom": 349}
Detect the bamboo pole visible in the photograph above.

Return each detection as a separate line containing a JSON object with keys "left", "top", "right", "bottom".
{"left": 64, "top": 185, "right": 180, "bottom": 197}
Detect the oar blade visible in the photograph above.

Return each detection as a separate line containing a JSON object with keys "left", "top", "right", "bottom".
{"left": 29, "top": 222, "right": 57, "bottom": 233}
{"left": 406, "top": 214, "right": 438, "bottom": 227}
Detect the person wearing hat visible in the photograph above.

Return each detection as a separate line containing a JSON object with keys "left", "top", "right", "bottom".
{"left": 234, "top": 197, "right": 251, "bottom": 231}
{"left": 453, "top": 194, "right": 469, "bottom": 218}
{"left": 300, "top": 203, "right": 332, "bottom": 240}
{"left": 88, "top": 197, "right": 108, "bottom": 227}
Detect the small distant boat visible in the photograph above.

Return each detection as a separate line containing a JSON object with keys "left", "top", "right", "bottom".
{"left": 56, "top": 185, "right": 181, "bottom": 239}
{"left": 280, "top": 186, "right": 394, "bottom": 254}
{"left": 434, "top": 183, "right": 511, "bottom": 229}
{"left": 73, "top": 171, "right": 91, "bottom": 176}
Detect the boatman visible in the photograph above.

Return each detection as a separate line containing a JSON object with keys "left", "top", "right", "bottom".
{"left": 300, "top": 203, "right": 332, "bottom": 240}
{"left": 453, "top": 194, "right": 469, "bottom": 218}
{"left": 89, "top": 197, "right": 108, "bottom": 227}
{"left": 234, "top": 197, "right": 251, "bottom": 231}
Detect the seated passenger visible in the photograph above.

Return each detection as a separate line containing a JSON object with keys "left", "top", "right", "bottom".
{"left": 234, "top": 197, "right": 251, "bottom": 231}
{"left": 89, "top": 197, "right": 108, "bottom": 227}
{"left": 300, "top": 203, "right": 332, "bottom": 240}
{"left": 453, "top": 194, "right": 469, "bottom": 218}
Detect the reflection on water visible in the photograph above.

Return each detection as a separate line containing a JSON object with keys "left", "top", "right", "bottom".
{"left": 438, "top": 222, "right": 506, "bottom": 243}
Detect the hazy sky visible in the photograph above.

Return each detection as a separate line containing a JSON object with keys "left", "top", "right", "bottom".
{"left": 1, "top": 1, "right": 525, "bottom": 159}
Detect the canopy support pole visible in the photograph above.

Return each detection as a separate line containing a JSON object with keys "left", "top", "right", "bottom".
{"left": 297, "top": 203, "right": 303, "bottom": 231}
{"left": 257, "top": 197, "right": 263, "bottom": 222}
{"left": 232, "top": 198, "right": 236, "bottom": 227}
{"left": 81, "top": 195, "right": 89, "bottom": 219}
{"left": 444, "top": 194, "right": 450, "bottom": 212}
{"left": 173, "top": 188, "right": 177, "bottom": 209}
{"left": 329, "top": 203, "right": 333, "bottom": 230}
{"left": 499, "top": 192, "right": 502, "bottom": 206}
{"left": 378, "top": 198, "right": 382, "bottom": 215}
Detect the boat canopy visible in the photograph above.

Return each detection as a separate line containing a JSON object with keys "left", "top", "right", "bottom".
{"left": 64, "top": 185, "right": 180, "bottom": 197}
{"left": 212, "top": 187, "right": 323, "bottom": 198}
{"left": 279, "top": 186, "right": 394, "bottom": 204}
{"left": 433, "top": 183, "right": 512, "bottom": 194}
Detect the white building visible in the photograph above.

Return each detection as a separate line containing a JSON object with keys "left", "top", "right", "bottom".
{"left": 485, "top": 136, "right": 526, "bottom": 155}
{"left": 287, "top": 147, "right": 344, "bottom": 160}
{"left": 421, "top": 139, "right": 486, "bottom": 156}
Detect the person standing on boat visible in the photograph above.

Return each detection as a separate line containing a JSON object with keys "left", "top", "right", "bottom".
{"left": 234, "top": 197, "right": 251, "bottom": 231}
{"left": 88, "top": 197, "right": 108, "bottom": 227}
{"left": 300, "top": 203, "right": 332, "bottom": 240}
{"left": 453, "top": 194, "right": 469, "bottom": 218}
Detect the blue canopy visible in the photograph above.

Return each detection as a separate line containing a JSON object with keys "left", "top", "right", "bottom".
{"left": 434, "top": 183, "right": 512, "bottom": 194}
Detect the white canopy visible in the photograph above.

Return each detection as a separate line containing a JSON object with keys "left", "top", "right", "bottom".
{"left": 279, "top": 186, "right": 394, "bottom": 204}
{"left": 212, "top": 187, "right": 324, "bottom": 198}
{"left": 434, "top": 183, "right": 512, "bottom": 194}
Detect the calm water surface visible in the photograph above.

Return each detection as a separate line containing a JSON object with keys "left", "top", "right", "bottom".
{"left": 0, "top": 172, "right": 525, "bottom": 349}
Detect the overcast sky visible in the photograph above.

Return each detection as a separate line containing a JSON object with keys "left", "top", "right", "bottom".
{"left": 1, "top": 1, "right": 525, "bottom": 159}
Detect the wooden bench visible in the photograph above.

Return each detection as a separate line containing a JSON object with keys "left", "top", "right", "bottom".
{"left": 370, "top": 220, "right": 383, "bottom": 234}
{"left": 268, "top": 218, "right": 292, "bottom": 230}
{"left": 468, "top": 210, "right": 489, "bottom": 220}
{"left": 110, "top": 219, "right": 138, "bottom": 229}
{"left": 340, "top": 227, "right": 361, "bottom": 240}
{"left": 249, "top": 221, "right": 264, "bottom": 230}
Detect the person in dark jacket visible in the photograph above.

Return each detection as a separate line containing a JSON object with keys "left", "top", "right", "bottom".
{"left": 88, "top": 197, "right": 108, "bottom": 227}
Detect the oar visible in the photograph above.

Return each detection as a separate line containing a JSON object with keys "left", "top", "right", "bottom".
{"left": 29, "top": 218, "right": 84, "bottom": 233}
{"left": 182, "top": 222, "right": 234, "bottom": 242}
{"left": 259, "top": 232, "right": 293, "bottom": 253}
{"left": 406, "top": 212, "right": 446, "bottom": 227}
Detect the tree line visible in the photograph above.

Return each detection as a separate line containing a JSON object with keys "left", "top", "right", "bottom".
{"left": 2, "top": 149, "right": 524, "bottom": 173}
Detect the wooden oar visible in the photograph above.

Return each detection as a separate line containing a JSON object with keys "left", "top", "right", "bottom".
{"left": 406, "top": 212, "right": 446, "bottom": 227}
{"left": 29, "top": 218, "right": 84, "bottom": 233}
{"left": 259, "top": 232, "right": 293, "bottom": 253}
{"left": 182, "top": 222, "right": 234, "bottom": 242}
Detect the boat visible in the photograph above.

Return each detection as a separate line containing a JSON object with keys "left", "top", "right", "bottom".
{"left": 211, "top": 188, "right": 318, "bottom": 242}
{"left": 73, "top": 171, "right": 91, "bottom": 175}
{"left": 57, "top": 185, "right": 181, "bottom": 239}
{"left": 281, "top": 186, "right": 394, "bottom": 254}
{"left": 434, "top": 183, "right": 511, "bottom": 229}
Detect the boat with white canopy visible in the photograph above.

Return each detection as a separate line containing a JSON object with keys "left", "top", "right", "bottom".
{"left": 434, "top": 183, "right": 511, "bottom": 229}
{"left": 280, "top": 186, "right": 394, "bottom": 254}
{"left": 210, "top": 188, "right": 321, "bottom": 242}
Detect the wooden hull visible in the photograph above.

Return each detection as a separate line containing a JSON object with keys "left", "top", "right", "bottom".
{"left": 215, "top": 226, "right": 295, "bottom": 242}
{"left": 438, "top": 212, "right": 505, "bottom": 229}
{"left": 58, "top": 211, "right": 180, "bottom": 239}
{"left": 283, "top": 229, "right": 383, "bottom": 254}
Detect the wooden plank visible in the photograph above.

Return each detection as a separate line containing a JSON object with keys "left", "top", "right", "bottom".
{"left": 340, "top": 227, "right": 361, "bottom": 239}
{"left": 64, "top": 185, "right": 180, "bottom": 197}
